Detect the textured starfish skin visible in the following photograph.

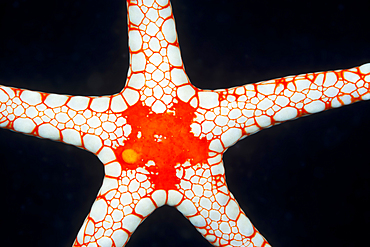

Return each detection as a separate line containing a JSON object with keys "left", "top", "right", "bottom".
{"left": 0, "top": 0, "right": 370, "bottom": 247}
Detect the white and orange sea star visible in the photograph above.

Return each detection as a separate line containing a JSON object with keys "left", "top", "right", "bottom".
{"left": 2, "top": 0, "right": 369, "bottom": 246}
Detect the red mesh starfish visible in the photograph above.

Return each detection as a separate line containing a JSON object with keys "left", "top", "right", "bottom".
{"left": 2, "top": 0, "right": 369, "bottom": 246}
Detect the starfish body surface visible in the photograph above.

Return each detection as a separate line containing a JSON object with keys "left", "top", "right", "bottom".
{"left": 1, "top": 0, "right": 369, "bottom": 246}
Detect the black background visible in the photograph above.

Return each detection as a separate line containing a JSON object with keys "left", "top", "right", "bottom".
{"left": 1, "top": 0, "right": 370, "bottom": 246}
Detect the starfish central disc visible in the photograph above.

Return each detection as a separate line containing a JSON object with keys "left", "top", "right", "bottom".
{"left": 114, "top": 100, "right": 210, "bottom": 190}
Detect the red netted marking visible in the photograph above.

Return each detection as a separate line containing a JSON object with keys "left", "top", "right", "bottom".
{"left": 114, "top": 100, "right": 210, "bottom": 190}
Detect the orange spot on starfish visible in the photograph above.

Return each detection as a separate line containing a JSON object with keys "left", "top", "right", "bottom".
{"left": 121, "top": 149, "right": 139, "bottom": 163}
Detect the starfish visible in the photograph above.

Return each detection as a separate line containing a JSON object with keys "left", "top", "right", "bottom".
{"left": 2, "top": 0, "right": 369, "bottom": 246}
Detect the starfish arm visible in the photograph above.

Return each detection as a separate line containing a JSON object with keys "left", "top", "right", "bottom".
{"left": 72, "top": 148, "right": 172, "bottom": 247}
{"left": 74, "top": 158, "right": 214, "bottom": 247}
{"left": 199, "top": 63, "right": 370, "bottom": 148}
{"left": 125, "top": 0, "right": 196, "bottom": 98}
{"left": 175, "top": 161, "right": 270, "bottom": 247}
{"left": 0, "top": 85, "right": 133, "bottom": 154}
{"left": 73, "top": 177, "right": 158, "bottom": 247}
{"left": 72, "top": 178, "right": 160, "bottom": 247}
